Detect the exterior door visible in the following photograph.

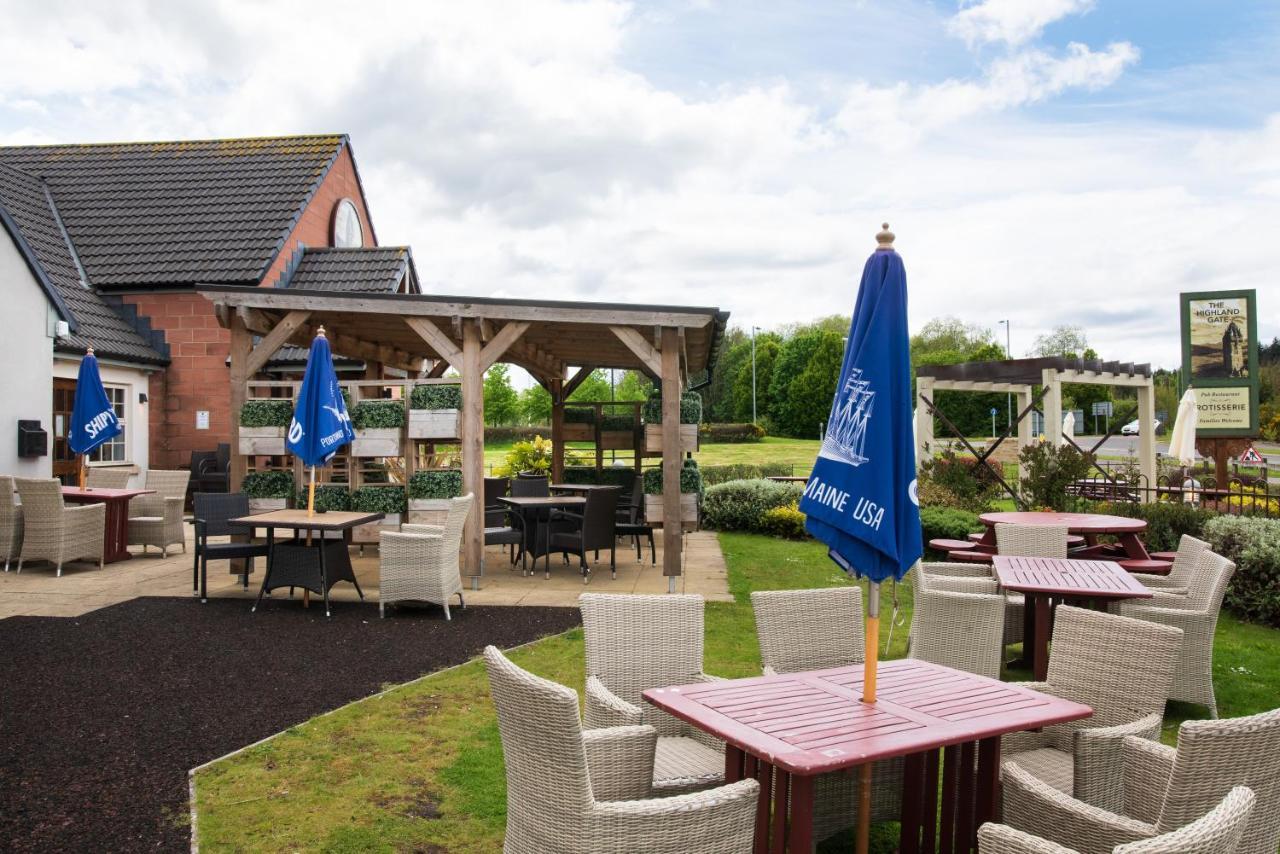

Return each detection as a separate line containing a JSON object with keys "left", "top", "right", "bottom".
{"left": 52, "top": 377, "right": 77, "bottom": 483}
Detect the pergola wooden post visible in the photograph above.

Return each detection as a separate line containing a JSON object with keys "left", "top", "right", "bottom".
{"left": 461, "top": 320, "right": 484, "bottom": 576}
{"left": 1041, "top": 368, "right": 1064, "bottom": 447}
{"left": 660, "top": 326, "right": 683, "bottom": 589}
{"left": 915, "top": 376, "right": 935, "bottom": 464}
{"left": 1016, "top": 386, "right": 1034, "bottom": 482}
{"left": 549, "top": 377, "right": 565, "bottom": 483}
{"left": 228, "top": 311, "right": 252, "bottom": 493}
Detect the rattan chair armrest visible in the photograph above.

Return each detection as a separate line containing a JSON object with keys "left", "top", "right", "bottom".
{"left": 583, "top": 725, "right": 657, "bottom": 802}
{"left": 977, "top": 822, "right": 1080, "bottom": 853}
{"left": 1073, "top": 713, "right": 1164, "bottom": 812}
{"left": 585, "top": 676, "right": 643, "bottom": 729}
{"left": 587, "top": 778, "right": 759, "bottom": 848}
{"left": 64, "top": 502, "right": 106, "bottom": 524}
{"left": 1117, "top": 604, "right": 1210, "bottom": 625}
{"left": 1016, "top": 681, "right": 1054, "bottom": 694}
{"left": 695, "top": 672, "right": 728, "bottom": 684}
{"left": 932, "top": 576, "right": 1000, "bottom": 595}
{"left": 1001, "top": 762, "right": 1154, "bottom": 853}
{"left": 1132, "top": 590, "right": 1193, "bottom": 610}
{"left": 549, "top": 510, "right": 584, "bottom": 523}
{"left": 923, "top": 561, "right": 993, "bottom": 578}
{"left": 380, "top": 530, "right": 443, "bottom": 543}
{"left": 401, "top": 523, "right": 444, "bottom": 535}
{"left": 1120, "top": 736, "right": 1176, "bottom": 825}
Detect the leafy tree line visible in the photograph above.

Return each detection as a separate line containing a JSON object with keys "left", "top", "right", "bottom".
{"left": 482, "top": 365, "right": 653, "bottom": 427}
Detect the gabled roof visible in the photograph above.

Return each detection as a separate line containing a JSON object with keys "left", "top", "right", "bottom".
{"left": 0, "top": 163, "right": 168, "bottom": 365}
{"left": 0, "top": 134, "right": 352, "bottom": 288}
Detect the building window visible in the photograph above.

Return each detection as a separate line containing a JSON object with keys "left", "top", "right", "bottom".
{"left": 89, "top": 385, "right": 128, "bottom": 463}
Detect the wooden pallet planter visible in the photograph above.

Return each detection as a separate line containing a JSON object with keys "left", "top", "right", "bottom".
{"left": 351, "top": 428, "right": 402, "bottom": 457}
{"left": 238, "top": 427, "right": 286, "bottom": 455}
{"left": 561, "top": 423, "right": 595, "bottom": 442}
{"left": 408, "top": 409, "right": 459, "bottom": 440}
{"left": 643, "top": 424, "right": 698, "bottom": 455}
{"left": 599, "top": 430, "right": 636, "bottom": 450}
{"left": 644, "top": 493, "right": 698, "bottom": 529}
{"left": 407, "top": 497, "right": 453, "bottom": 527}
{"left": 247, "top": 497, "right": 288, "bottom": 514}
{"left": 352, "top": 514, "right": 402, "bottom": 544}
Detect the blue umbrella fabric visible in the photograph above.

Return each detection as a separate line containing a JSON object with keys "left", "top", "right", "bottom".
{"left": 800, "top": 237, "right": 922, "bottom": 583}
{"left": 69, "top": 348, "right": 123, "bottom": 456}
{"left": 286, "top": 329, "right": 354, "bottom": 468}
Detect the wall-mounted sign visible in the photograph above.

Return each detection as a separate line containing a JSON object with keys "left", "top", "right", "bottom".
{"left": 196, "top": 410, "right": 210, "bottom": 430}
{"left": 1180, "top": 289, "right": 1258, "bottom": 437}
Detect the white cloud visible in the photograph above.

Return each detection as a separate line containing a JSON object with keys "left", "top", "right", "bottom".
{"left": 948, "top": 0, "right": 1096, "bottom": 48}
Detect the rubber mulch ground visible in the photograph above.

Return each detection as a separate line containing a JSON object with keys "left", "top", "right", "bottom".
{"left": 0, "top": 596, "right": 580, "bottom": 853}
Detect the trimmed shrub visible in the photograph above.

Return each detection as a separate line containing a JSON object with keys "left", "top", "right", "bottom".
{"left": 238, "top": 399, "right": 293, "bottom": 428}
{"left": 702, "top": 478, "right": 805, "bottom": 532}
{"left": 699, "top": 422, "right": 765, "bottom": 443}
{"left": 760, "top": 504, "right": 808, "bottom": 539}
{"left": 920, "top": 506, "right": 982, "bottom": 554}
{"left": 351, "top": 486, "right": 407, "bottom": 515}
{"left": 700, "top": 462, "right": 794, "bottom": 486}
{"left": 564, "top": 407, "right": 595, "bottom": 425}
{"left": 408, "top": 469, "right": 463, "bottom": 500}
{"left": 1090, "top": 500, "right": 1216, "bottom": 553}
{"left": 562, "top": 466, "right": 637, "bottom": 489}
{"left": 600, "top": 413, "right": 636, "bottom": 432}
{"left": 410, "top": 384, "right": 462, "bottom": 410}
{"left": 1203, "top": 516, "right": 1280, "bottom": 627}
{"left": 1019, "top": 442, "right": 1093, "bottom": 511}
{"left": 242, "top": 470, "right": 293, "bottom": 499}
{"left": 642, "top": 459, "right": 704, "bottom": 496}
{"left": 486, "top": 426, "right": 549, "bottom": 443}
{"left": 643, "top": 391, "right": 703, "bottom": 425}
{"left": 351, "top": 400, "right": 405, "bottom": 429}
{"left": 296, "top": 484, "right": 351, "bottom": 512}
{"left": 919, "top": 446, "right": 1002, "bottom": 512}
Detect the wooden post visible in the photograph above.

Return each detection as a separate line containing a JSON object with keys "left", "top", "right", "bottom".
{"left": 461, "top": 320, "right": 484, "bottom": 578}
{"left": 229, "top": 311, "right": 252, "bottom": 493}
{"left": 1042, "top": 369, "right": 1063, "bottom": 447}
{"left": 1137, "top": 379, "right": 1156, "bottom": 501}
{"left": 550, "top": 378, "right": 565, "bottom": 483}
{"left": 915, "top": 377, "right": 935, "bottom": 468}
{"left": 1016, "top": 386, "right": 1034, "bottom": 483}
{"left": 661, "top": 327, "right": 682, "bottom": 589}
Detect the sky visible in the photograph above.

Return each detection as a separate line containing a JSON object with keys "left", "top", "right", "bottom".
{"left": 1, "top": 0, "right": 1278, "bottom": 372}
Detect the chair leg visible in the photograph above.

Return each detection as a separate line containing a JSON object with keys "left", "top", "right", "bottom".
{"left": 15, "top": 558, "right": 22, "bottom": 574}
{"left": 442, "top": 601, "right": 451, "bottom": 621}
{"left": 649, "top": 532, "right": 656, "bottom": 565}
{"left": 379, "top": 601, "right": 385, "bottom": 618}
{"left": 192, "top": 548, "right": 200, "bottom": 594}
{"left": 56, "top": 562, "right": 62, "bottom": 578}
{"left": 611, "top": 546, "right": 616, "bottom": 580}
{"left": 457, "top": 591, "right": 466, "bottom": 611}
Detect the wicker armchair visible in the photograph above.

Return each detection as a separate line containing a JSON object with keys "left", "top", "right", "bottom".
{"left": 378, "top": 493, "right": 472, "bottom": 619}
{"left": 13, "top": 477, "right": 105, "bottom": 576}
{"left": 127, "top": 469, "right": 190, "bottom": 556}
{"left": 1002, "top": 709, "right": 1280, "bottom": 854}
{"left": 908, "top": 567, "right": 1007, "bottom": 679}
{"left": 85, "top": 467, "right": 132, "bottom": 489}
{"left": 1117, "top": 550, "right": 1235, "bottom": 716}
{"left": 750, "top": 586, "right": 901, "bottom": 842}
{"left": 996, "top": 523, "right": 1067, "bottom": 647}
{"left": 1001, "top": 606, "right": 1182, "bottom": 814}
{"left": 579, "top": 593, "right": 726, "bottom": 795}
{"left": 979, "top": 785, "right": 1256, "bottom": 853}
{"left": 483, "top": 645, "right": 759, "bottom": 853}
{"left": 1, "top": 476, "right": 22, "bottom": 572}
{"left": 1132, "top": 534, "right": 1208, "bottom": 595}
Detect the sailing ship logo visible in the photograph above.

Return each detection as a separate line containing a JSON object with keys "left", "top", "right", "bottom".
{"left": 819, "top": 368, "right": 875, "bottom": 466}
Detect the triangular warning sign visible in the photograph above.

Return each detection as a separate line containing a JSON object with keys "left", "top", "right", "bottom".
{"left": 1240, "top": 446, "right": 1264, "bottom": 464}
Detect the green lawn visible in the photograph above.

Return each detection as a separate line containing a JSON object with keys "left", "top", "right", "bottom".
{"left": 193, "top": 534, "right": 1276, "bottom": 852}
{"left": 482, "top": 435, "right": 821, "bottom": 476}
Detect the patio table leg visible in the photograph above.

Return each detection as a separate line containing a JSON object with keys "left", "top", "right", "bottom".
{"left": 725, "top": 744, "right": 744, "bottom": 783}
{"left": 955, "top": 741, "right": 976, "bottom": 853}
{"left": 900, "top": 752, "right": 925, "bottom": 854}
{"left": 923, "top": 749, "right": 940, "bottom": 853}
{"left": 320, "top": 536, "right": 331, "bottom": 617}
{"left": 251, "top": 526, "right": 274, "bottom": 612}
{"left": 939, "top": 744, "right": 959, "bottom": 854}
{"left": 786, "top": 774, "right": 813, "bottom": 853}
{"left": 754, "top": 760, "right": 772, "bottom": 851}
{"left": 975, "top": 736, "right": 1001, "bottom": 832}
{"left": 1032, "top": 595, "right": 1052, "bottom": 681}
{"left": 772, "top": 768, "right": 789, "bottom": 852}
{"left": 1119, "top": 532, "right": 1150, "bottom": 560}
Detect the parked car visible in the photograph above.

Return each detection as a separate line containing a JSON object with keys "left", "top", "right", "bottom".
{"left": 1120, "top": 418, "right": 1162, "bottom": 436}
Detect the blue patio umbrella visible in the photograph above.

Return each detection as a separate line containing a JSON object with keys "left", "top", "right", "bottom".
{"left": 69, "top": 347, "right": 123, "bottom": 486}
{"left": 286, "top": 327, "right": 354, "bottom": 515}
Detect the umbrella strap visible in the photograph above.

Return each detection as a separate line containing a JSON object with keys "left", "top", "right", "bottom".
{"left": 884, "top": 579, "right": 903, "bottom": 656}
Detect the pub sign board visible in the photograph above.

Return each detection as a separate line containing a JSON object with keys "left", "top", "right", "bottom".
{"left": 1180, "top": 289, "right": 1259, "bottom": 436}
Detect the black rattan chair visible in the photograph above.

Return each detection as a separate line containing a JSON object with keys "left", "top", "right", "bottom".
{"left": 484, "top": 476, "right": 511, "bottom": 527}
{"left": 192, "top": 492, "right": 269, "bottom": 602}
{"left": 193, "top": 444, "right": 230, "bottom": 494}
{"left": 510, "top": 476, "right": 549, "bottom": 498}
{"left": 615, "top": 477, "right": 655, "bottom": 565}
{"left": 547, "top": 487, "right": 619, "bottom": 581}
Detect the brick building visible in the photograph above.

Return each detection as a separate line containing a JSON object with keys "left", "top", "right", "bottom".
{"left": 0, "top": 134, "right": 405, "bottom": 477}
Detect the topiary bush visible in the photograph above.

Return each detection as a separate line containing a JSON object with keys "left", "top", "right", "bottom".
{"left": 351, "top": 400, "right": 406, "bottom": 429}
{"left": 642, "top": 459, "right": 704, "bottom": 496}
{"left": 600, "top": 413, "right": 636, "bottom": 432}
{"left": 1203, "top": 515, "right": 1280, "bottom": 627}
{"left": 239, "top": 399, "right": 294, "bottom": 428}
{"left": 410, "top": 384, "right": 462, "bottom": 410}
{"left": 701, "top": 478, "right": 805, "bottom": 532}
{"left": 1019, "top": 441, "right": 1093, "bottom": 511}
{"left": 242, "top": 470, "right": 294, "bottom": 499}
{"left": 700, "top": 462, "right": 794, "bottom": 486}
{"left": 698, "top": 422, "right": 765, "bottom": 443}
{"left": 351, "top": 486, "right": 407, "bottom": 515}
{"left": 643, "top": 391, "right": 702, "bottom": 425}
{"left": 1090, "top": 500, "right": 1216, "bottom": 552}
{"left": 919, "top": 506, "right": 982, "bottom": 555}
{"left": 918, "top": 446, "right": 1003, "bottom": 512}
{"left": 562, "top": 466, "right": 636, "bottom": 488}
{"left": 408, "top": 469, "right": 463, "bottom": 500}
{"left": 760, "top": 504, "right": 808, "bottom": 539}
{"left": 564, "top": 407, "right": 595, "bottom": 425}
{"left": 296, "top": 484, "right": 351, "bottom": 512}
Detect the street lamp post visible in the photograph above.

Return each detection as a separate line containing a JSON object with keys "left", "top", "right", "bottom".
{"left": 998, "top": 319, "right": 1012, "bottom": 429}
{"left": 751, "top": 326, "right": 761, "bottom": 424}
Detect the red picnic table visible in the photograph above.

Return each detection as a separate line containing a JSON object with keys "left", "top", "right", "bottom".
{"left": 960, "top": 511, "right": 1167, "bottom": 574}
{"left": 993, "top": 556, "right": 1153, "bottom": 680}
{"left": 644, "top": 659, "right": 1092, "bottom": 854}
{"left": 61, "top": 486, "right": 154, "bottom": 563}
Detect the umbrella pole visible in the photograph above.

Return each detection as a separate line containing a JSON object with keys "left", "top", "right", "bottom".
{"left": 304, "top": 466, "right": 316, "bottom": 608}
{"left": 78, "top": 454, "right": 86, "bottom": 489}
{"left": 856, "top": 579, "right": 879, "bottom": 854}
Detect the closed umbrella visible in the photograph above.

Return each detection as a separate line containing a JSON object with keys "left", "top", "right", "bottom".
{"left": 1167, "top": 388, "right": 1198, "bottom": 466}
{"left": 798, "top": 224, "right": 922, "bottom": 854}
{"left": 1063, "top": 411, "right": 1075, "bottom": 441}
{"left": 68, "top": 347, "right": 123, "bottom": 488}
{"left": 286, "top": 327, "right": 354, "bottom": 515}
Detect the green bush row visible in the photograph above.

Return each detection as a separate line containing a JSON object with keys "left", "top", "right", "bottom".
{"left": 349, "top": 486, "right": 406, "bottom": 515}
{"left": 919, "top": 506, "right": 983, "bottom": 554}
{"left": 641, "top": 459, "right": 704, "bottom": 496}
{"left": 295, "top": 484, "right": 352, "bottom": 512}
{"left": 698, "top": 422, "right": 765, "bottom": 443}
{"left": 561, "top": 466, "right": 637, "bottom": 489}
{"left": 701, "top": 478, "right": 805, "bottom": 532}
{"left": 408, "top": 469, "right": 464, "bottom": 500}
{"left": 1088, "top": 500, "right": 1216, "bottom": 552}
{"left": 643, "top": 391, "right": 703, "bottom": 425}
{"left": 410, "top": 384, "right": 462, "bottom": 410}
{"left": 1203, "top": 516, "right": 1280, "bottom": 628}
{"left": 351, "top": 400, "right": 406, "bottom": 429}
{"left": 242, "top": 470, "right": 294, "bottom": 499}
{"left": 700, "top": 462, "right": 794, "bottom": 487}
{"left": 238, "top": 399, "right": 293, "bottom": 428}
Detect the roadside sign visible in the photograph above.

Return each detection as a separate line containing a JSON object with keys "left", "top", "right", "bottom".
{"left": 990, "top": 407, "right": 997, "bottom": 416}
{"left": 1240, "top": 446, "right": 1264, "bottom": 464}
{"left": 1091, "top": 401, "right": 1112, "bottom": 416}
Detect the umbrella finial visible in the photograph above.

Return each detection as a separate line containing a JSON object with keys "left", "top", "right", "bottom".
{"left": 876, "top": 222, "right": 895, "bottom": 250}
{"left": 86, "top": 345, "right": 94, "bottom": 356}
{"left": 316, "top": 325, "right": 327, "bottom": 338}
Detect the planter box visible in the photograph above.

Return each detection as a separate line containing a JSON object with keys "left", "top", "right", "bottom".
{"left": 247, "top": 497, "right": 288, "bottom": 514}
{"left": 408, "top": 409, "right": 460, "bottom": 440}
{"left": 351, "top": 427, "right": 402, "bottom": 457}
{"left": 644, "top": 493, "right": 699, "bottom": 529}
{"left": 353, "top": 512, "right": 401, "bottom": 544}
{"left": 238, "top": 426, "right": 286, "bottom": 455}
{"left": 561, "top": 423, "right": 594, "bottom": 442}
{"left": 599, "top": 430, "right": 635, "bottom": 450}
{"left": 643, "top": 423, "right": 698, "bottom": 455}
{"left": 408, "top": 498, "right": 455, "bottom": 528}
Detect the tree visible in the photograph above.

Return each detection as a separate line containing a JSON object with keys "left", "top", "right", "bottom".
{"left": 518, "top": 384, "right": 551, "bottom": 426}
{"left": 768, "top": 330, "right": 843, "bottom": 437}
{"left": 1032, "top": 325, "right": 1089, "bottom": 359}
{"left": 731, "top": 336, "right": 780, "bottom": 423}
{"left": 614, "top": 370, "right": 654, "bottom": 402}
{"left": 699, "top": 328, "right": 749, "bottom": 422}
{"left": 911, "top": 317, "right": 1008, "bottom": 437}
{"left": 483, "top": 364, "right": 520, "bottom": 426}
{"left": 566, "top": 368, "right": 612, "bottom": 402}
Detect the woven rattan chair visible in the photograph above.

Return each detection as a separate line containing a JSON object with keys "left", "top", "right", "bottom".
{"left": 580, "top": 593, "right": 727, "bottom": 795}
{"left": 1003, "top": 709, "right": 1280, "bottom": 854}
{"left": 979, "top": 785, "right": 1256, "bottom": 853}
{"left": 192, "top": 492, "right": 270, "bottom": 601}
{"left": 996, "top": 523, "right": 1067, "bottom": 647}
{"left": 85, "top": 467, "right": 132, "bottom": 489}
{"left": 1132, "top": 535, "right": 1208, "bottom": 595}
{"left": 1001, "top": 606, "right": 1182, "bottom": 813}
{"left": 0, "top": 476, "right": 22, "bottom": 572}
{"left": 127, "top": 469, "right": 190, "bottom": 556}
{"left": 908, "top": 567, "right": 1007, "bottom": 679}
{"left": 379, "top": 493, "right": 472, "bottom": 619}
{"left": 13, "top": 477, "right": 105, "bottom": 576}
{"left": 483, "top": 645, "right": 759, "bottom": 853}
{"left": 1117, "top": 550, "right": 1235, "bottom": 716}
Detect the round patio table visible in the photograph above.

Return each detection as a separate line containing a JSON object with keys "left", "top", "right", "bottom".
{"left": 975, "top": 511, "right": 1154, "bottom": 563}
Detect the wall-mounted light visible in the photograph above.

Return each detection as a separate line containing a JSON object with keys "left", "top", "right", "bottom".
{"left": 54, "top": 320, "right": 70, "bottom": 339}
{"left": 139, "top": 392, "right": 148, "bottom": 404}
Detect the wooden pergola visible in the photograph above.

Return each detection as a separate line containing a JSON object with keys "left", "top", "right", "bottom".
{"left": 915, "top": 357, "right": 1157, "bottom": 500}
{"left": 199, "top": 284, "right": 728, "bottom": 586}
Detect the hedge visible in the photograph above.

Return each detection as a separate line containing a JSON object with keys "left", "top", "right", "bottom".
{"left": 1203, "top": 516, "right": 1280, "bottom": 628}
{"left": 699, "top": 423, "right": 765, "bottom": 443}
{"left": 351, "top": 486, "right": 407, "bottom": 515}
{"left": 295, "top": 484, "right": 351, "bottom": 512}
{"left": 486, "top": 426, "right": 548, "bottom": 443}
{"left": 242, "top": 470, "right": 293, "bottom": 499}
{"left": 643, "top": 391, "right": 702, "bottom": 425}
{"left": 408, "top": 469, "right": 463, "bottom": 500}
{"left": 1089, "top": 500, "right": 1216, "bottom": 552}
{"left": 562, "top": 466, "right": 637, "bottom": 489}
{"left": 642, "top": 459, "right": 703, "bottom": 496}
{"left": 410, "top": 384, "right": 462, "bottom": 410}
{"left": 600, "top": 413, "right": 637, "bottom": 432}
{"left": 238, "top": 399, "right": 293, "bottom": 428}
{"left": 351, "top": 400, "right": 406, "bottom": 429}
{"left": 920, "top": 506, "right": 982, "bottom": 555}
{"left": 701, "top": 462, "right": 794, "bottom": 487}
{"left": 564, "top": 407, "right": 595, "bottom": 425}
{"left": 701, "top": 479, "right": 804, "bottom": 532}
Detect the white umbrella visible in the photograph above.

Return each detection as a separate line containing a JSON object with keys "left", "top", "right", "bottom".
{"left": 1167, "top": 388, "right": 1198, "bottom": 466}
{"left": 1063, "top": 411, "right": 1075, "bottom": 441}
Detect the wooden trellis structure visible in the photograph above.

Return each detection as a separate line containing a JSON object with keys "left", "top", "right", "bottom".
{"left": 200, "top": 284, "right": 728, "bottom": 588}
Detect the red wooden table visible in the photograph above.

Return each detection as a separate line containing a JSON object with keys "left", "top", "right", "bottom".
{"left": 993, "top": 556, "right": 1153, "bottom": 680}
{"left": 61, "top": 487, "right": 154, "bottom": 563}
{"left": 644, "top": 660, "right": 1092, "bottom": 853}
{"left": 976, "top": 511, "right": 1151, "bottom": 560}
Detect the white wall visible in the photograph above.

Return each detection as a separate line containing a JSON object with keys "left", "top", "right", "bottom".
{"left": 0, "top": 230, "right": 54, "bottom": 478}
{"left": 52, "top": 357, "right": 153, "bottom": 482}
